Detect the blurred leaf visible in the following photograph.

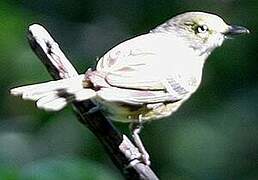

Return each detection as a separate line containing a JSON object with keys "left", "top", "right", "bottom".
{"left": 0, "top": 167, "right": 19, "bottom": 180}
{"left": 19, "top": 157, "right": 120, "bottom": 180}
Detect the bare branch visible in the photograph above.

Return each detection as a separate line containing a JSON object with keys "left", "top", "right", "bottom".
{"left": 27, "top": 24, "right": 159, "bottom": 180}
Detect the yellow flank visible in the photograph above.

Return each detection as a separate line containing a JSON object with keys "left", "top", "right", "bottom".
{"left": 99, "top": 99, "right": 184, "bottom": 123}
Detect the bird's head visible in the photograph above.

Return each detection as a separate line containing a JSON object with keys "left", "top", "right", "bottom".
{"left": 152, "top": 12, "right": 249, "bottom": 56}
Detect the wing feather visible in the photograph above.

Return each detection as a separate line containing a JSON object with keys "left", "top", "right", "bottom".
{"left": 97, "top": 87, "right": 179, "bottom": 105}
{"left": 93, "top": 33, "right": 191, "bottom": 104}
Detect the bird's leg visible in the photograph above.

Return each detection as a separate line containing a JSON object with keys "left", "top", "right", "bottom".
{"left": 130, "top": 114, "right": 150, "bottom": 166}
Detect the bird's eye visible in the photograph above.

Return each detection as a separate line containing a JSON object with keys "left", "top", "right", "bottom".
{"left": 196, "top": 25, "right": 209, "bottom": 34}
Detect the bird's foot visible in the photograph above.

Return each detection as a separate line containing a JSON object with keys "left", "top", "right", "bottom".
{"left": 130, "top": 115, "right": 151, "bottom": 166}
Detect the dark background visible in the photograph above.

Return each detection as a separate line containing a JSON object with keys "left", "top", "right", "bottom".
{"left": 1, "top": 1, "right": 257, "bottom": 179}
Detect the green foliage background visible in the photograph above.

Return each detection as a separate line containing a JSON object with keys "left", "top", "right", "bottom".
{"left": 1, "top": 1, "right": 257, "bottom": 179}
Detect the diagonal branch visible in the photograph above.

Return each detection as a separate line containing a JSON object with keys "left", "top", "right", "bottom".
{"left": 27, "top": 24, "right": 159, "bottom": 180}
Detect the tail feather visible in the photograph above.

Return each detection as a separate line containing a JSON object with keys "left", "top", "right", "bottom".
{"left": 23, "top": 91, "right": 55, "bottom": 101}
{"left": 36, "top": 94, "right": 68, "bottom": 111}
{"left": 10, "top": 75, "right": 96, "bottom": 111}
{"left": 11, "top": 75, "right": 85, "bottom": 96}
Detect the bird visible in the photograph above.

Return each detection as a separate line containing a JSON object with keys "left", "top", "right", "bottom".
{"left": 10, "top": 11, "right": 249, "bottom": 165}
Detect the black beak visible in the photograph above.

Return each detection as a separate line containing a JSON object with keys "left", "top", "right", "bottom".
{"left": 224, "top": 25, "right": 250, "bottom": 36}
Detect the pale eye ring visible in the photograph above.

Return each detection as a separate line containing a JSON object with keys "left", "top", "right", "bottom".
{"left": 196, "top": 25, "right": 209, "bottom": 33}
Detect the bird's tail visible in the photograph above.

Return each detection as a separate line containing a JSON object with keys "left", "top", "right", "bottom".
{"left": 10, "top": 75, "right": 96, "bottom": 111}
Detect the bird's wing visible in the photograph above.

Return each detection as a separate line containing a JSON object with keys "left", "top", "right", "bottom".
{"left": 95, "top": 33, "right": 190, "bottom": 104}
{"left": 97, "top": 87, "right": 180, "bottom": 105}
{"left": 100, "top": 72, "right": 189, "bottom": 104}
